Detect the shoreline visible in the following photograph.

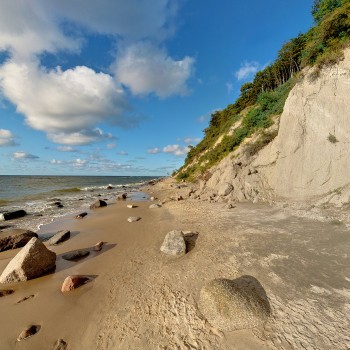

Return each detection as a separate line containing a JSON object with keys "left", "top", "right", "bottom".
{"left": 0, "top": 178, "right": 349, "bottom": 349}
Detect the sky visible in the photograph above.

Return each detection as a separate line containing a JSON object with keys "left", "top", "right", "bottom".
{"left": 0, "top": 0, "right": 314, "bottom": 176}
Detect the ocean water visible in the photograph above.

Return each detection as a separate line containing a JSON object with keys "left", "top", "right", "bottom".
{"left": 0, "top": 175, "right": 158, "bottom": 232}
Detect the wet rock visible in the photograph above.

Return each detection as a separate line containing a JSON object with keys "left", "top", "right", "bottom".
{"left": 0, "top": 210, "right": 27, "bottom": 221}
{"left": 17, "top": 325, "right": 41, "bottom": 341}
{"left": 199, "top": 276, "right": 271, "bottom": 331}
{"left": 160, "top": 230, "right": 186, "bottom": 256}
{"left": 218, "top": 183, "right": 233, "bottom": 196}
{"left": 75, "top": 212, "right": 87, "bottom": 219}
{"left": 90, "top": 200, "right": 107, "bottom": 209}
{"left": 127, "top": 217, "right": 141, "bottom": 223}
{"left": 62, "top": 250, "right": 89, "bottom": 261}
{"left": 47, "top": 230, "right": 70, "bottom": 246}
{"left": 0, "top": 289, "right": 14, "bottom": 297}
{"left": 93, "top": 241, "right": 104, "bottom": 252}
{"left": 0, "top": 229, "right": 38, "bottom": 252}
{"left": 16, "top": 294, "right": 35, "bottom": 304}
{"left": 149, "top": 204, "right": 162, "bottom": 209}
{"left": 107, "top": 185, "right": 114, "bottom": 190}
{"left": 61, "top": 275, "right": 91, "bottom": 292}
{"left": 0, "top": 238, "right": 56, "bottom": 283}
{"left": 117, "top": 193, "right": 128, "bottom": 200}
{"left": 53, "top": 339, "right": 68, "bottom": 350}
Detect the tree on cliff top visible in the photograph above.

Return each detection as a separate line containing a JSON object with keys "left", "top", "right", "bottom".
{"left": 312, "top": 0, "right": 350, "bottom": 22}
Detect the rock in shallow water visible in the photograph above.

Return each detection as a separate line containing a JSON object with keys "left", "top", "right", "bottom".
{"left": 0, "top": 238, "right": 56, "bottom": 283}
{"left": 75, "top": 212, "right": 87, "bottom": 219}
{"left": 0, "top": 210, "right": 27, "bottom": 221}
{"left": 160, "top": 230, "right": 186, "bottom": 256}
{"left": 199, "top": 276, "right": 270, "bottom": 331}
{"left": 0, "top": 229, "right": 38, "bottom": 252}
{"left": 90, "top": 199, "right": 107, "bottom": 209}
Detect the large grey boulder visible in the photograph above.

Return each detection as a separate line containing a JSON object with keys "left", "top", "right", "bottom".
{"left": 218, "top": 183, "right": 233, "bottom": 196}
{"left": 47, "top": 230, "right": 70, "bottom": 246}
{"left": 0, "top": 238, "right": 56, "bottom": 283}
{"left": 199, "top": 276, "right": 270, "bottom": 331}
{"left": 160, "top": 230, "right": 186, "bottom": 256}
{"left": 0, "top": 210, "right": 27, "bottom": 221}
{"left": 0, "top": 229, "right": 38, "bottom": 252}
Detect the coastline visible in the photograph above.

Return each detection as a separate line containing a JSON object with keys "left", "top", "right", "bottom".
{"left": 0, "top": 178, "right": 349, "bottom": 349}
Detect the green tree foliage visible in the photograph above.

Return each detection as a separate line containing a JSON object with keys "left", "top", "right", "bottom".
{"left": 312, "top": 0, "right": 349, "bottom": 22}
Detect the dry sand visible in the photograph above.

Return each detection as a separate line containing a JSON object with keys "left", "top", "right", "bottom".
{"left": 0, "top": 178, "right": 349, "bottom": 349}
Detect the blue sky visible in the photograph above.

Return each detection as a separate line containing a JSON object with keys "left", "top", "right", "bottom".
{"left": 0, "top": 0, "right": 313, "bottom": 176}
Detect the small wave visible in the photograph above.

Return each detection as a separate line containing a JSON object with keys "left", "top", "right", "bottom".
{"left": 53, "top": 187, "right": 81, "bottom": 193}
{"left": 0, "top": 199, "right": 10, "bottom": 207}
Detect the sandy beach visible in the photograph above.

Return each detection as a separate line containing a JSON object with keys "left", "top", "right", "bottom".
{"left": 0, "top": 178, "right": 349, "bottom": 350}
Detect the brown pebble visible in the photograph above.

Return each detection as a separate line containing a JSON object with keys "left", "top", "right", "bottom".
{"left": 61, "top": 275, "right": 90, "bottom": 292}
{"left": 53, "top": 339, "right": 67, "bottom": 350}
{"left": 93, "top": 241, "right": 104, "bottom": 252}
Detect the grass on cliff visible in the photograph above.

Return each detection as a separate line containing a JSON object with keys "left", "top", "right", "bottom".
{"left": 176, "top": 1, "right": 350, "bottom": 182}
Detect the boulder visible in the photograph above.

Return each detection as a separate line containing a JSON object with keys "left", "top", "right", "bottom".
{"left": 93, "top": 241, "right": 104, "bottom": 252}
{"left": 62, "top": 250, "right": 89, "bottom": 261}
{"left": 75, "top": 212, "right": 87, "bottom": 219}
{"left": 17, "top": 325, "right": 41, "bottom": 341}
{"left": 90, "top": 200, "right": 107, "bottom": 209}
{"left": 198, "top": 276, "right": 270, "bottom": 331}
{"left": 160, "top": 230, "right": 186, "bottom": 256}
{"left": 149, "top": 204, "right": 162, "bottom": 209}
{"left": 53, "top": 339, "right": 68, "bottom": 350}
{"left": 61, "top": 275, "right": 90, "bottom": 292}
{"left": 47, "top": 230, "right": 70, "bottom": 246}
{"left": 218, "top": 183, "right": 233, "bottom": 196}
{"left": 0, "top": 210, "right": 27, "bottom": 221}
{"left": 0, "top": 229, "right": 38, "bottom": 252}
{"left": 127, "top": 216, "right": 141, "bottom": 223}
{"left": 0, "top": 238, "right": 56, "bottom": 283}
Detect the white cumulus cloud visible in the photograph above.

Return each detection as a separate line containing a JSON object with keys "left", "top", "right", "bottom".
{"left": 13, "top": 151, "right": 39, "bottom": 160}
{"left": 0, "top": 129, "right": 17, "bottom": 147}
{"left": 235, "top": 61, "right": 260, "bottom": 81}
{"left": 0, "top": 61, "right": 128, "bottom": 145}
{"left": 147, "top": 148, "right": 161, "bottom": 154}
{"left": 163, "top": 144, "right": 190, "bottom": 156}
{"left": 115, "top": 42, "right": 194, "bottom": 98}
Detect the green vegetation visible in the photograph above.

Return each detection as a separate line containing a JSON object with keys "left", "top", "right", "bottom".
{"left": 176, "top": 1, "right": 350, "bottom": 182}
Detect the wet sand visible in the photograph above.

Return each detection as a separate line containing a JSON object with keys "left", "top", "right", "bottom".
{"left": 0, "top": 179, "right": 349, "bottom": 349}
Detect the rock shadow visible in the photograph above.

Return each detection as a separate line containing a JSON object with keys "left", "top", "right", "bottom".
{"left": 183, "top": 232, "right": 199, "bottom": 253}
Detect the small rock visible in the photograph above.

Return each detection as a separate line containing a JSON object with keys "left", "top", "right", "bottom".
{"left": 107, "top": 185, "right": 114, "bottom": 190}
{"left": 62, "top": 250, "right": 90, "bottom": 261}
{"left": 0, "top": 229, "right": 38, "bottom": 252}
{"left": 117, "top": 193, "right": 128, "bottom": 200}
{"left": 127, "top": 217, "right": 141, "bottom": 223}
{"left": 16, "top": 294, "right": 35, "bottom": 304}
{"left": 226, "top": 204, "right": 236, "bottom": 209}
{"left": 47, "top": 230, "right": 71, "bottom": 246}
{"left": 90, "top": 200, "right": 107, "bottom": 209}
{"left": 0, "top": 238, "right": 56, "bottom": 283}
{"left": 160, "top": 230, "right": 186, "bottom": 256}
{"left": 150, "top": 196, "right": 157, "bottom": 201}
{"left": 61, "top": 275, "right": 90, "bottom": 292}
{"left": 0, "top": 289, "right": 14, "bottom": 297}
{"left": 149, "top": 204, "right": 162, "bottom": 209}
{"left": 75, "top": 212, "right": 87, "bottom": 219}
{"left": 17, "top": 325, "right": 41, "bottom": 341}
{"left": 93, "top": 241, "right": 104, "bottom": 252}
{"left": 53, "top": 339, "right": 68, "bottom": 350}
{"left": 127, "top": 204, "right": 137, "bottom": 209}
{"left": 0, "top": 210, "right": 27, "bottom": 221}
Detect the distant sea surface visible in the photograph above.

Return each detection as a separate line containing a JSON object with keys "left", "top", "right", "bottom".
{"left": 0, "top": 175, "right": 158, "bottom": 231}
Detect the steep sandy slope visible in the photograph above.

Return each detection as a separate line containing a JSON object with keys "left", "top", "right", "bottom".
{"left": 199, "top": 48, "right": 350, "bottom": 205}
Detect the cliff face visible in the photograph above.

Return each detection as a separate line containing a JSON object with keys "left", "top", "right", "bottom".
{"left": 198, "top": 48, "right": 350, "bottom": 205}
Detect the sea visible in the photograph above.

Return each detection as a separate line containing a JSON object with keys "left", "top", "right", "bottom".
{"left": 0, "top": 175, "right": 158, "bottom": 232}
